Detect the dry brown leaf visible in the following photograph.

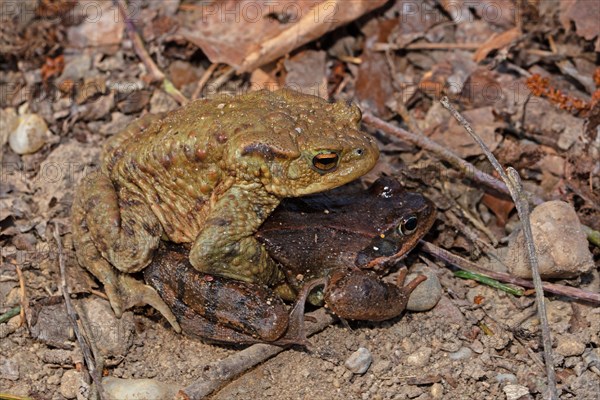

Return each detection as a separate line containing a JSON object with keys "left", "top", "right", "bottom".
{"left": 284, "top": 50, "right": 328, "bottom": 98}
{"left": 473, "top": 27, "right": 521, "bottom": 62}
{"left": 429, "top": 106, "right": 502, "bottom": 158}
{"left": 560, "top": 0, "right": 600, "bottom": 50}
{"left": 481, "top": 192, "right": 514, "bottom": 227}
{"left": 179, "top": 0, "right": 387, "bottom": 73}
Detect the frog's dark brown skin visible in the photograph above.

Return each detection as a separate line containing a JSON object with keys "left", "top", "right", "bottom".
{"left": 256, "top": 176, "right": 436, "bottom": 305}
{"left": 144, "top": 245, "right": 320, "bottom": 345}
{"left": 145, "top": 177, "right": 435, "bottom": 344}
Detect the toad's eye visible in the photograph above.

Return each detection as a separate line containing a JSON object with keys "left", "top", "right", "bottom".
{"left": 312, "top": 151, "right": 339, "bottom": 173}
{"left": 398, "top": 215, "right": 418, "bottom": 235}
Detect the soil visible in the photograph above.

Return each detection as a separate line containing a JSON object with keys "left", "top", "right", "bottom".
{"left": 1, "top": 1, "right": 598, "bottom": 399}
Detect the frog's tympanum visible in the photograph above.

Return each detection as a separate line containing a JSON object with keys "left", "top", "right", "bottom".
{"left": 145, "top": 177, "right": 435, "bottom": 344}
{"left": 72, "top": 89, "right": 379, "bottom": 334}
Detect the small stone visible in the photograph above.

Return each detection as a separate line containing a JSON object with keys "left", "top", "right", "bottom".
{"left": 60, "top": 370, "right": 80, "bottom": 399}
{"left": 345, "top": 347, "right": 373, "bottom": 374}
{"left": 503, "top": 384, "right": 530, "bottom": 400}
{"left": 470, "top": 339, "right": 484, "bottom": 354}
{"left": 406, "top": 266, "right": 443, "bottom": 312}
{"left": 47, "top": 370, "right": 63, "bottom": 386}
{"left": 431, "top": 382, "right": 444, "bottom": 398}
{"left": 8, "top": 113, "right": 53, "bottom": 154}
{"left": 102, "top": 377, "right": 179, "bottom": 400}
{"left": 583, "top": 348, "right": 600, "bottom": 368}
{"left": 406, "top": 347, "right": 432, "bottom": 367}
{"left": 372, "top": 360, "right": 392, "bottom": 375}
{"left": 448, "top": 347, "right": 473, "bottom": 361}
{"left": 332, "top": 378, "right": 341, "bottom": 388}
{"left": 495, "top": 373, "right": 517, "bottom": 384}
{"left": 0, "top": 358, "right": 19, "bottom": 381}
{"left": 81, "top": 298, "right": 135, "bottom": 359}
{"left": 556, "top": 335, "right": 585, "bottom": 357}
{"left": 505, "top": 201, "right": 594, "bottom": 279}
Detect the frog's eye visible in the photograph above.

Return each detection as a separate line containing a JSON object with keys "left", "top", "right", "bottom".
{"left": 399, "top": 215, "right": 418, "bottom": 235}
{"left": 312, "top": 151, "right": 339, "bottom": 173}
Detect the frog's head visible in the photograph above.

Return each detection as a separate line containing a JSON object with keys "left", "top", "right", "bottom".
{"left": 355, "top": 178, "right": 436, "bottom": 268}
{"left": 233, "top": 90, "right": 379, "bottom": 198}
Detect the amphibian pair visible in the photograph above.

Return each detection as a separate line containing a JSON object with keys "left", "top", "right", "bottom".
{"left": 72, "top": 89, "right": 379, "bottom": 333}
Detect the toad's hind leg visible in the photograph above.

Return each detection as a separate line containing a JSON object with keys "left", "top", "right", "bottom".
{"left": 72, "top": 173, "right": 180, "bottom": 331}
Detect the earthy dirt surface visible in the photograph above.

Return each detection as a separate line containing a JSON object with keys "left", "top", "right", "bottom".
{"left": 1, "top": 1, "right": 599, "bottom": 399}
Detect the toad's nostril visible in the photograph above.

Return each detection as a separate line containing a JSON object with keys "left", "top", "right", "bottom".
{"left": 355, "top": 148, "right": 364, "bottom": 156}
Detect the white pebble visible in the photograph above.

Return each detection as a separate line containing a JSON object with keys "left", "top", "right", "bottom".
{"left": 8, "top": 113, "right": 52, "bottom": 154}
{"left": 503, "top": 384, "right": 530, "bottom": 400}
{"left": 345, "top": 347, "right": 372, "bottom": 374}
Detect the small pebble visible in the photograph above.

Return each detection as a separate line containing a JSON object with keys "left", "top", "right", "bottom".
{"left": 406, "top": 347, "right": 432, "bottom": 367}
{"left": 0, "top": 358, "right": 19, "bottom": 381}
{"left": 448, "top": 347, "right": 473, "bottom": 361}
{"left": 431, "top": 382, "right": 444, "bottom": 398}
{"left": 406, "top": 266, "right": 442, "bottom": 312}
{"left": 102, "top": 377, "right": 179, "bottom": 400}
{"left": 582, "top": 348, "right": 600, "bottom": 369}
{"left": 503, "top": 384, "right": 530, "bottom": 400}
{"left": 556, "top": 335, "right": 585, "bottom": 357}
{"left": 505, "top": 201, "right": 594, "bottom": 279}
{"left": 372, "top": 360, "right": 392, "bottom": 375}
{"left": 8, "top": 113, "right": 52, "bottom": 154}
{"left": 345, "top": 347, "right": 372, "bottom": 374}
{"left": 470, "top": 339, "right": 484, "bottom": 354}
{"left": 495, "top": 373, "right": 518, "bottom": 384}
{"left": 60, "top": 370, "right": 80, "bottom": 399}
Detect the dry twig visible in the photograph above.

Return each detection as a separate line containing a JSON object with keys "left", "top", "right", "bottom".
{"left": 114, "top": 0, "right": 188, "bottom": 105}
{"left": 178, "top": 308, "right": 335, "bottom": 400}
{"left": 191, "top": 63, "right": 219, "bottom": 100}
{"left": 15, "top": 265, "right": 27, "bottom": 326}
{"left": 54, "top": 224, "right": 106, "bottom": 400}
{"left": 439, "top": 96, "right": 558, "bottom": 399}
{"left": 420, "top": 241, "right": 600, "bottom": 304}
{"left": 362, "top": 113, "right": 516, "bottom": 200}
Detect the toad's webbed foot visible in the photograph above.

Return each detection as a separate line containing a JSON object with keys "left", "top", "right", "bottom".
{"left": 114, "top": 273, "right": 181, "bottom": 332}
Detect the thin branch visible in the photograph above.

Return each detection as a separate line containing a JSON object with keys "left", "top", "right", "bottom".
{"left": 54, "top": 224, "right": 106, "bottom": 400}
{"left": 178, "top": 308, "right": 335, "bottom": 400}
{"left": 439, "top": 97, "right": 557, "bottom": 399}
{"left": 420, "top": 241, "right": 600, "bottom": 304}
{"left": 362, "top": 113, "right": 516, "bottom": 200}
{"left": 114, "top": 0, "right": 189, "bottom": 105}
{"left": 373, "top": 42, "right": 482, "bottom": 52}
{"left": 15, "top": 265, "right": 27, "bottom": 326}
{"left": 192, "top": 63, "right": 219, "bottom": 100}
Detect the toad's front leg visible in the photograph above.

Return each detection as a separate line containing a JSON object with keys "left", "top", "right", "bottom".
{"left": 189, "top": 184, "right": 282, "bottom": 285}
{"left": 72, "top": 172, "right": 180, "bottom": 331}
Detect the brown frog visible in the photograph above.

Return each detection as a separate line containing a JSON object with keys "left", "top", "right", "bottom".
{"left": 257, "top": 176, "right": 436, "bottom": 321}
{"left": 144, "top": 177, "right": 435, "bottom": 344}
{"left": 71, "top": 89, "right": 379, "bottom": 332}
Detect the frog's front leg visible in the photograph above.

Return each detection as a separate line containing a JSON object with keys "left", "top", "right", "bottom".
{"left": 323, "top": 268, "right": 427, "bottom": 321}
{"left": 72, "top": 172, "right": 180, "bottom": 331}
{"left": 189, "top": 184, "right": 282, "bottom": 285}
